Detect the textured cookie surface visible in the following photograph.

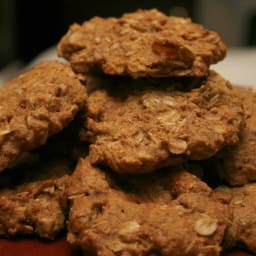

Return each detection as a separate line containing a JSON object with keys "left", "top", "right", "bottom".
{"left": 216, "top": 184, "right": 256, "bottom": 253}
{"left": 0, "top": 61, "right": 86, "bottom": 172}
{"left": 58, "top": 9, "right": 226, "bottom": 78}
{"left": 67, "top": 158, "right": 230, "bottom": 256}
{"left": 0, "top": 156, "right": 73, "bottom": 239}
{"left": 215, "top": 87, "right": 256, "bottom": 186}
{"left": 83, "top": 71, "right": 245, "bottom": 173}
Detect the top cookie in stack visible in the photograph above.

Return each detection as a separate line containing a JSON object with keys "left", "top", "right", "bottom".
{"left": 58, "top": 9, "right": 245, "bottom": 174}
{"left": 58, "top": 9, "right": 226, "bottom": 78}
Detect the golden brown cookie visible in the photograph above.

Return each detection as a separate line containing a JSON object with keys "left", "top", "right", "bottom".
{"left": 0, "top": 61, "right": 86, "bottom": 172}
{"left": 58, "top": 9, "right": 226, "bottom": 78}
{"left": 67, "top": 158, "right": 230, "bottom": 256}
{"left": 83, "top": 71, "right": 245, "bottom": 173}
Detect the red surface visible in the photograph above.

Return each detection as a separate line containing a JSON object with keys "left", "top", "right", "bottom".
{"left": 0, "top": 238, "right": 81, "bottom": 256}
{"left": 0, "top": 238, "right": 253, "bottom": 256}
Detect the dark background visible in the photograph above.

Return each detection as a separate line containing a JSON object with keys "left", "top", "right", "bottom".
{"left": 15, "top": 0, "right": 195, "bottom": 63}
{"left": 0, "top": 0, "right": 256, "bottom": 69}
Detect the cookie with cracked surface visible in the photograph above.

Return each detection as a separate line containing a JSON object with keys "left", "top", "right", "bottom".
{"left": 216, "top": 184, "right": 256, "bottom": 253}
{"left": 57, "top": 9, "right": 226, "bottom": 78}
{"left": 82, "top": 70, "right": 245, "bottom": 173}
{"left": 0, "top": 61, "right": 86, "bottom": 172}
{"left": 67, "top": 158, "right": 230, "bottom": 256}
{"left": 0, "top": 156, "right": 74, "bottom": 240}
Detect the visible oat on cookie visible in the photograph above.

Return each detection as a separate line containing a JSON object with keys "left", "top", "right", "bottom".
{"left": 67, "top": 158, "right": 230, "bottom": 256}
{"left": 83, "top": 70, "right": 245, "bottom": 173}
{"left": 0, "top": 61, "right": 87, "bottom": 172}
{"left": 0, "top": 156, "right": 74, "bottom": 239}
{"left": 58, "top": 9, "right": 226, "bottom": 78}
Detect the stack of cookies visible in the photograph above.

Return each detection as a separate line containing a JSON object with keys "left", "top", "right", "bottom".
{"left": 0, "top": 9, "right": 255, "bottom": 256}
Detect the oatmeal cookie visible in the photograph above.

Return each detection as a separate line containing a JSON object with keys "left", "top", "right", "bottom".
{"left": 67, "top": 158, "right": 230, "bottom": 256}
{"left": 216, "top": 184, "right": 256, "bottom": 253}
{"left": 214, "top": 87, "right": 256, "bottom": 186}
{"left": 0, "top": 61, "right": 86, "bottom": 172}
{"left": 58, "top": 9, "right": 226, "bottom": 78}
{"left": 83, "top": 71, "right": 245, "bottom": 173}
{"left": 0, "top": 156, "right": 74, "bottom": 240}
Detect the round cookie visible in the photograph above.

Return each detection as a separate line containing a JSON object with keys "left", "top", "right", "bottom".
{"left": 83, "top": 70, "right": 245, "bottom": 173}
{"left": 67, "top": 158, "right": 230, "bottom": 256}
{"left": 58, "top": 9, "right": 226, "bottom": 78}
{"left": 0, "top": 61, "right": 86, "bottom": 172}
